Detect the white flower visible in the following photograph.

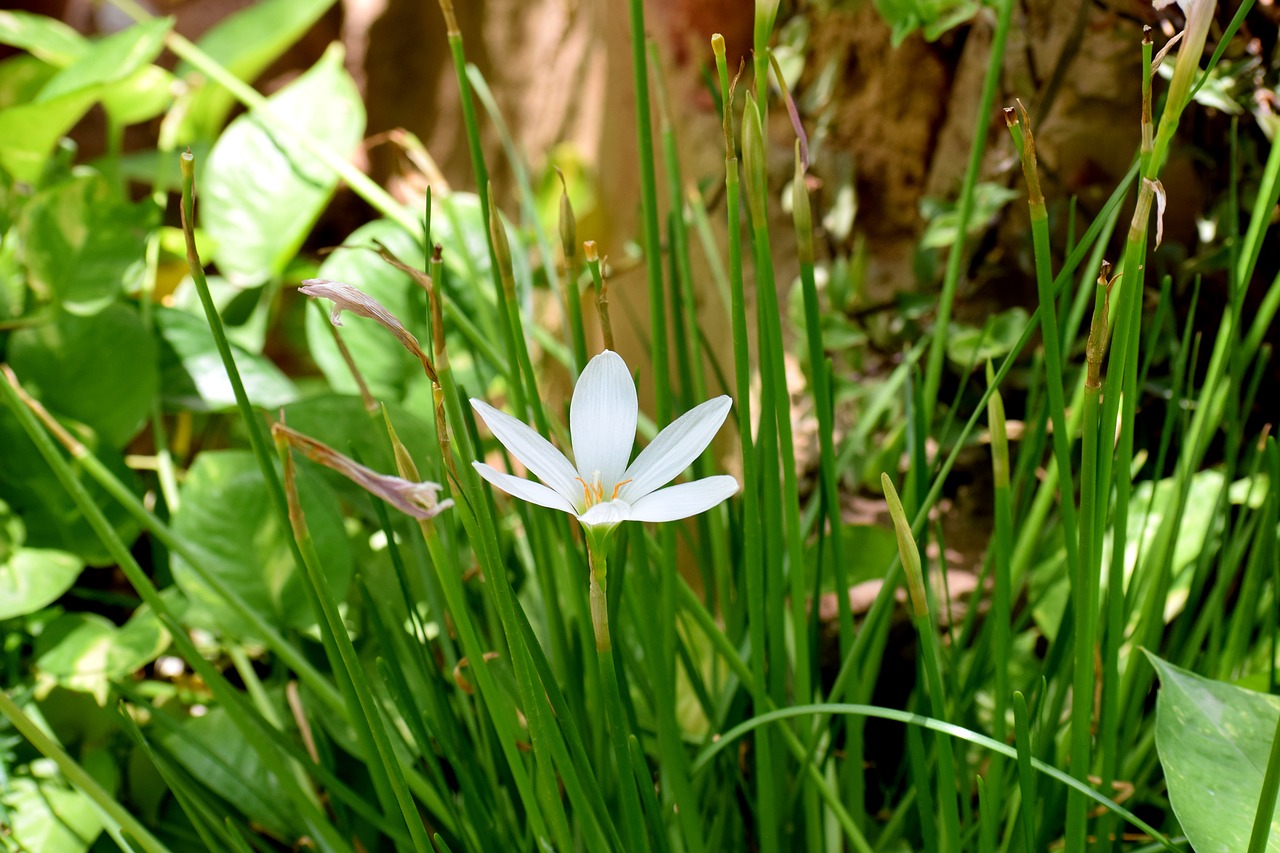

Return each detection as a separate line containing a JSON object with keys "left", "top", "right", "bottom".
{"left": 471, "top": 350, "right": 738, "bottom": 529}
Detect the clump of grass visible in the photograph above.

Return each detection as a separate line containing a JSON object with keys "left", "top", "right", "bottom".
{"left": 0, "top": 1, "right": 1277, "bottom": 852}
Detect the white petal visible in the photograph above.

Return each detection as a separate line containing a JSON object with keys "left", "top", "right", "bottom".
{"left": 470, "top": 399, "right": 581, "bottom": 501}
{"left": 570, "top": 350, "right": 637, "bottom": 488}
{"left": 578, "top": 499, "right": 631, "bottom": 528}
{"left": 618, "top": 396, "right": 732, "bottom": 502}
{"left": 626, "top": 477, "right": 739, "bottom": 523}
{"left": 472, "top": 462, "right": 578, "bottom": 514}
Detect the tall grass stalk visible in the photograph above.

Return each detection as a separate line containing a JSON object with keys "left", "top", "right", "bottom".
{"left": 921, "top": 0, "right": 1014, "bottom": 424}
{"left": 712, "top": 31, "right": 776, "bottom": 852}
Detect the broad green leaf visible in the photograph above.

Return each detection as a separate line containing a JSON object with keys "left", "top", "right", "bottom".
{"left": 36, "top": 17, "right": 172, "bottom": 103}
{"left": 1149, "top": 653, "right": 1280, "bottom": 853}
{"left": 0, "top": 548, "right": 83, "bottom": 620}
{"left": 155, "top": 305, "right": 298, "bottom": 412}
{"left": 0, "top": 11, "right": 88, "bottom": 65}
{"left": 2, "top": 776, "right": 103, "bottom": 853}
{"left": 170, "top": 450, "right": 353, "bottom": 635}
{"left": 805, "top": 524, "right": 898, "bottom": 590}
{"left": 305, "top": 218, "right": 426, "bottom": 399}
{"left": 434, "top": 191, "right": 533, "bottom": 316}
{"left": 159, "top": 701, "right": 304, "bottom": 840}
{"left": 0, "top": 54, "right": 57, "bottom": 109}
{"left": 1104, "top": 468, "right": 1230, "bottom": 622}
{"left": 174, "top": 0, "right": 337, "bottom": 140}
{"left": 8, "top": 303, "right": 158, "bottom": 446}
{"left": 0, "top": 408, "right": 142, "bottom": 566}
{"left": 35, "top": 611, "right": 170, "bottom": 703}
{"left": 0, "top": 87, "right": 98, "bottom": 182}
{"left": 202, "top": 44, "right": 364, "bottom": 286}
{"left": 100, "top": 64, "right": 175, "bottom": 125}
{"left": 945, "top": 308, "right": 1029, "bottom": 370}
{"left": 919, "top": 182, "right": 1019, "bottom": 249}
{"left": 17, "top": 171, "right": 153, "bottom": 312}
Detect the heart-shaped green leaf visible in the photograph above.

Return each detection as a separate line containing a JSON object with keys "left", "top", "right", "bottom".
{"left": 155, "top": 305, "right": 297, "bottom": 412}
{"left": 1149, "top": 652, "right": 1280, "bottom": 853}
{"left": 35, "top": 16, "right": 171, "bottom": 103}
{"left": 202, "top": 44, "right": 364, "bottom": 286}
{"left": 170, "top": 450, "right": 353, "bottom": 636}
{"left": 17, "top": 172, "right": 153, "bottom": 313}
{"left": 8, "top": 302, "right": 158, "bottom": 446}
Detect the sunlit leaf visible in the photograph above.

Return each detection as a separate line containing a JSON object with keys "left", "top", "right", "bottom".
{"left": 155, "top": 305, "right": 298, "bottom": 412}
{"left": 36, "top": 17, "right": 171, "bottom": 103}
{"left": 202, "top": 44, "right": 364, "bottom": 286}
{"left": 174, "top": 0, "right": 337, "bottom": 140}
{"left": 0, "top": 11, "right": 88, "bottom": 66}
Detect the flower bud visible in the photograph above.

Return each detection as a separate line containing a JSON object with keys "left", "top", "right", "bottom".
{"left": 742, "top": 93, "right": 768, "bottom": 227}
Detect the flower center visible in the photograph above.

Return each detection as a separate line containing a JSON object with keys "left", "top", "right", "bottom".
{"left": 575, "top": 471, "right": 632, "bottom": 509}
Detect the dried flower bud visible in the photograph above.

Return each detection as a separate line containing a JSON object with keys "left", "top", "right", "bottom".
{"left": 272, "top": 423, "right": 452, "bottom": 520}
{"left": 1144, "top": 178, "right": 1167, "bottom": 249}
{"left": 299, "top": 279, "right": 436, "bottom": 383}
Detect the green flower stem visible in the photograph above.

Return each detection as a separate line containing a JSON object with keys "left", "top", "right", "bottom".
{"left": 622, "top": 7, "right": 706, "bottom": 851}
{"left": 1007, "top": 106, "right": 1096, "bottom": 850}
{"left": 985, "top": 365, "right": 1012, "bottom": 807}
{"left": 439, "top": 17, "right": 531, "bottom": 424}
{"left": 586, "top": 534, "right": 650, "bottom": 851}
{"left": 627, "top": 0, "right": 671, "bottom": 423}
{"left": 921, "top": 0, "right": 1014, "bottom": 425}
{"left": 466, "top": 66, "right": 578, "bottom": 374}
{"left": 883, "top": 474, "right": 962, "bottom": 850}
{"left": 712, "top": 28, "right": 762, "bottom": 642}
{"left": 0, "top": 690, "right": 171, "bottom": 853}
{"left": 487, "top": 185, "right": 549, "bottom": 435}
{"left": 793, "top": 144, "right": 852, "bottom": 657}
{"left": 1246, "top": 706, "right": 1280, "bottom": 853}
{"left": 816, "top": 163, "right": 1134, "bottom": 781}
{"left": 743, "top": 94, "right": 812, "bottom": 713}
{"left": 276, "top": 441, "right": 434, "bottom": 853}
{"left": 1012, "top": 693, "right": 1039, "bottom": 852}
{"left": 1104, "top": 17, "right": 1254, "bottom": 778}
{"left": 649, "top": 39, "right": 709, "bottom": 408}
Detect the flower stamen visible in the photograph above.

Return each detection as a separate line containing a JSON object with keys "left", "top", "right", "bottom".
{"left": 576, "top": 471, "right": 609, "bottom": 508}
{"left": 610, "top": 479, "right": 633, "bottom": 500}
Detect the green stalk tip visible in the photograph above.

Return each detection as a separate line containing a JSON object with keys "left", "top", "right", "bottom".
{"left": 741, "top": 94, "right": 767, "bottom": 227}
{"left": 556, "top": 167, "right": 577, "bottom": 264}
{"left": 792, "top": 142, "right": 813, "bottom": 266}
{"left": 880, "top": 473, "right": 927, "bottom": 619}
